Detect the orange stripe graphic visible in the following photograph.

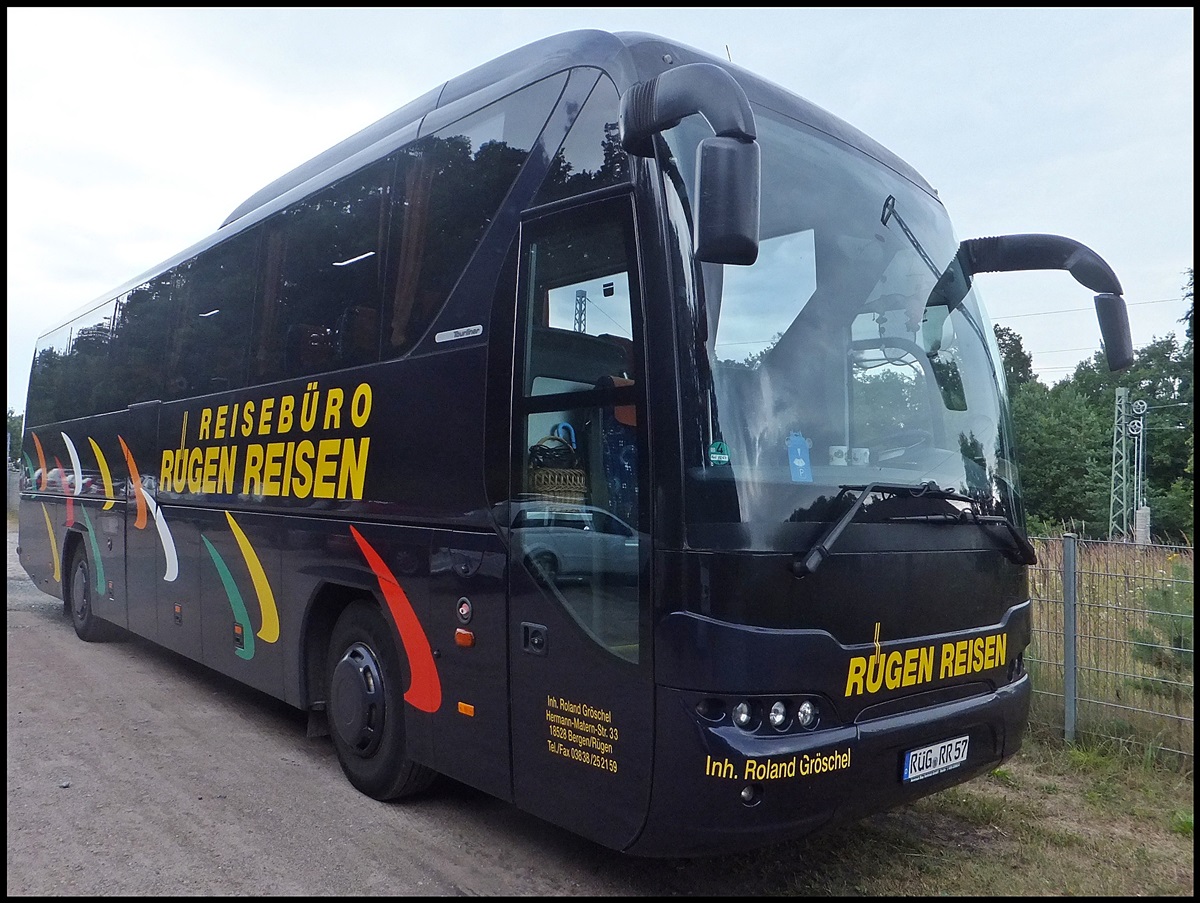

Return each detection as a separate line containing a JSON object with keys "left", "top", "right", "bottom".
{"left": 31, "top": 432, "right": 47, "bottom": 490}
{"left": 117, "top": 436, "right": 148, "bottom": 529}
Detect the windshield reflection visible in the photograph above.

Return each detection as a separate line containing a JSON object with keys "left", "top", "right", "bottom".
{"left": 667, "top": 105, "right": 1020, "bottom": 535}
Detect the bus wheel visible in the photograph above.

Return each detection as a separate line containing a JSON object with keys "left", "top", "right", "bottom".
{"left": 66, "top": 543, "right": 113, "bottom": 642}
{"left": 326, "top": 599, "right": 436, "bottom": 801}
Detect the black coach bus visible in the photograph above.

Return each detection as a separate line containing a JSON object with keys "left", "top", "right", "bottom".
{"left": 17, "top": 29, "right": 1133, "bottom": 856}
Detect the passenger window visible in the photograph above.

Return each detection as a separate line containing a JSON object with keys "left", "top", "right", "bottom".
{"left": 252, "top": 159, "right": 391, "bottom": 384}
{"left": 533, "top": 74, "right": 630, "bottom": 205}
{"left": 27, "top": 301, "right": 117, "bottom": 423}
{"left": 382, "top": 73, "right": 567, "bottom": 358}
{"left": 167, "top": 228, "right": 260, "bottom": 399}
{"left": 106, "top": 275, "right": 174, "bottom": 410}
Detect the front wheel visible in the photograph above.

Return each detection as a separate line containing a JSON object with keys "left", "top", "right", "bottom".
{"left": 326, "top": 599, "right": 437, "bottom": 800}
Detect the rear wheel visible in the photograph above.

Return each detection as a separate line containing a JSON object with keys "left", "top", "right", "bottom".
{"left": 326, "top": 599, "right": 437, "bottom": 800}
{"left": 65, "top": 542, "right": 114, "bottom": 642}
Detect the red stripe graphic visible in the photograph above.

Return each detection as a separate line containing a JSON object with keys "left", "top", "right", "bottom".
{"left": 348, "top": 526, "right": 442, "bottom": 713}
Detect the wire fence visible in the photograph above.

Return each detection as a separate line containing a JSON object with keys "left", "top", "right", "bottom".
{"left": 1027, "top": 534, "right": 1194, "bottom": 768}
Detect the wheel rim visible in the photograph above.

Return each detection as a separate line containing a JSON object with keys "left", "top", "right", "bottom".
{"left": 330, "top": 641, "right": 387, "bottom": 757}
{"left": 71, "top": 559, "right": 90, "bottom": 626}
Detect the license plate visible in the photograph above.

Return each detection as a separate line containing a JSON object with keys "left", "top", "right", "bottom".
{"left": 902, "top": 735, "right": 969, "bottom": 783}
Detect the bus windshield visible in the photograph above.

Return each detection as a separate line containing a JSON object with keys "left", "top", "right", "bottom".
{"left": 670, "top": 105, "right": 1020, "bottom": 536}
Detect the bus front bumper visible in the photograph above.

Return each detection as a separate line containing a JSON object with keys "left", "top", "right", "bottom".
{"left": 627, "top": 674, "right": 1031, "bottom": 857}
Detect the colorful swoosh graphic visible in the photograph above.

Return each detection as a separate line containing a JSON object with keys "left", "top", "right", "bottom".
{"left": 39, "top": 503, "right": 61, "bottom": 583}
{"left": 31, "top": 432, "right": 47, "bottom": 490}
{"left": 224, "top": 512, "right": 279, "bottom": 643}
{"left": 87, "top": 437, "right": 116, "bottom": 510}
{"left": 61, "top": 432, "right": 83, "bottom": 496}
{"left": 348, "top": 526, "right": 441, "bottom": 713}
{"left": 77, "top": 504, "right": 107, "bottom": 596}
{"left": 54, "top": 456, "right": 74, "bottom": 526}
{"left": 117, "top": 436, "right": 147, "bottom": 530}
{"left": 201, "top": 535, "right": 255, "bottom": 661}
{"left": 116, "top": 435, "right": 177, "bottom": 581}
{"left": 143, "top": 494, "right": 179, "bottom": 582}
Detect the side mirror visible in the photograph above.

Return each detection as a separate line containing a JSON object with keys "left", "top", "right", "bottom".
{"left": 620, "top": 63, "right": 760, "bottom": 265}
{"left": 959, "top": 233, "right": 1133, "bottom": 371}
{"left": 1093, "top": 292, "right": 1134, "bottom": 371}
{"left": 693, "top": 136, "right": 760, "bottom": 265}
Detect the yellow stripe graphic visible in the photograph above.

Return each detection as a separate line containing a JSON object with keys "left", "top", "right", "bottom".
{"left": 225, "top": 512, "right": 279, "bottom": 643}
{"left": 88, "top": 438, "right": 116, "bottom": 510}
{"left": 40, "top": 503, "right": 61, "bottom": 583}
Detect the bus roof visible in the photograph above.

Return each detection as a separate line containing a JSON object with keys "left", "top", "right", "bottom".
{"left": 221, "top": 29, "right": 934, "bottom": 229}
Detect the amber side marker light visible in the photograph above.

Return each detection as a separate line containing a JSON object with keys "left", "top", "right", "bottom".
{"left": 455, "top": 628, "right": 475, "bottom": 647}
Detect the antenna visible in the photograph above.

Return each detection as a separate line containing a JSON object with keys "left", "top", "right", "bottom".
{"left": 726, "top": 44, "right": 732, "bottom": 62}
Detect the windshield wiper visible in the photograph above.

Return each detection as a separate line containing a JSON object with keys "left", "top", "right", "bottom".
{"left": 792, "top": 481, "right": 1036, "bottom": 577}
{"left": 962, "top": 511, "right": 1038, "bottom": 566}
{"left": 793, "top": 481, "right": 942, "bottom": 576}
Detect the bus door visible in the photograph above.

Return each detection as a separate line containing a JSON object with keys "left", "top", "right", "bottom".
{"left": 506, "top": 198, "right": 655, "bottom": 851}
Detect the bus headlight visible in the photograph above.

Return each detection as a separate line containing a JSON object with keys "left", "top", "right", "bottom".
{"left": 796, "top": 699, "right": 818, "bottom": 728}
{"left": 695, "top": 698, "right": 725, "bottom": 722}
{"left": 732, "top": 701, "right": 755, "bottom": 729}
{"left": 768, "top": 700, "right": 789, "bottom": 730}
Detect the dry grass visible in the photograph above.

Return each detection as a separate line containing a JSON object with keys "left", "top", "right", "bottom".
{"left": 743, "top": 731, "right": 1193, "bottom": 895}
{"left": 1027, "top": 538, "right": 1194, "bottom": 761}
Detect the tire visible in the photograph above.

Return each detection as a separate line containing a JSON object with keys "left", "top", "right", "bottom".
{"left": 326, "top": 599, "right": 437, "bottom": 801}
{"left": 65, "top": 542, "right": 113, "bottom": 642}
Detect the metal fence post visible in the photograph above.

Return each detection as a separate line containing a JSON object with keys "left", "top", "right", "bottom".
{"left": 1062, "top": 533, "right": 1078, "bottom": 743}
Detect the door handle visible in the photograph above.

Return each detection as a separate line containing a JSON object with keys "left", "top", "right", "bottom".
{"left": 522, "top": 621, "right": 548, "bottom": 656}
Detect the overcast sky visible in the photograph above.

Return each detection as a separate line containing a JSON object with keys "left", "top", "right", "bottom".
{"left": 6, "top": 7, "right": 1194, "bottom": 415}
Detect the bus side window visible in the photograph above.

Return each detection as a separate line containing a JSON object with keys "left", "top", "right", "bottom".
{"left": 167, "top": 228, "right": 259, "bottom": 399}
{"left": 527, "top": 327, "right": 628, "bottom": 396}
{"left": 252, "top": 158, "right": 390, "bottom": 385}
{"left": 592, "top": 376, "right": 638, "bottom": 529}
{"left": 336, "top": 305, "right": 379, "bottom": 367}
{"left": 285, "top": 324, "right": 333, "bottom": 373}
{"left": 383, "top": 73, "right": 568, "bottom": 359}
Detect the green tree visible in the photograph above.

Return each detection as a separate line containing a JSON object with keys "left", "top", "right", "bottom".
{"left": 1010, "top": 380, "right": 1111, "bottom": 533}
{"left": 1065, "top": 286, "right": 1193, "bottom": 543}
{"left": 993, "top": 324, "right": 1037, "bottom": 391}
{"left": 7, "top": 408, "right": 21, "bottom": 469}
{"left": 1175, "top": 269, "right": 1194, "bottom": 531}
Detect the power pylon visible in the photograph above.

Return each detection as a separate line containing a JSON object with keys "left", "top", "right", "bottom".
{"left": 1108, "top": 387, "right": 1131, "bottom": 539}
{"left": 574, "top": 290, "right": 587, "bottom": 333}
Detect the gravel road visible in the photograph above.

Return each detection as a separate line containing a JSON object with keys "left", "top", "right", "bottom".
{"left": 5, "top": 523, "right": 784, "bottom": 895}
